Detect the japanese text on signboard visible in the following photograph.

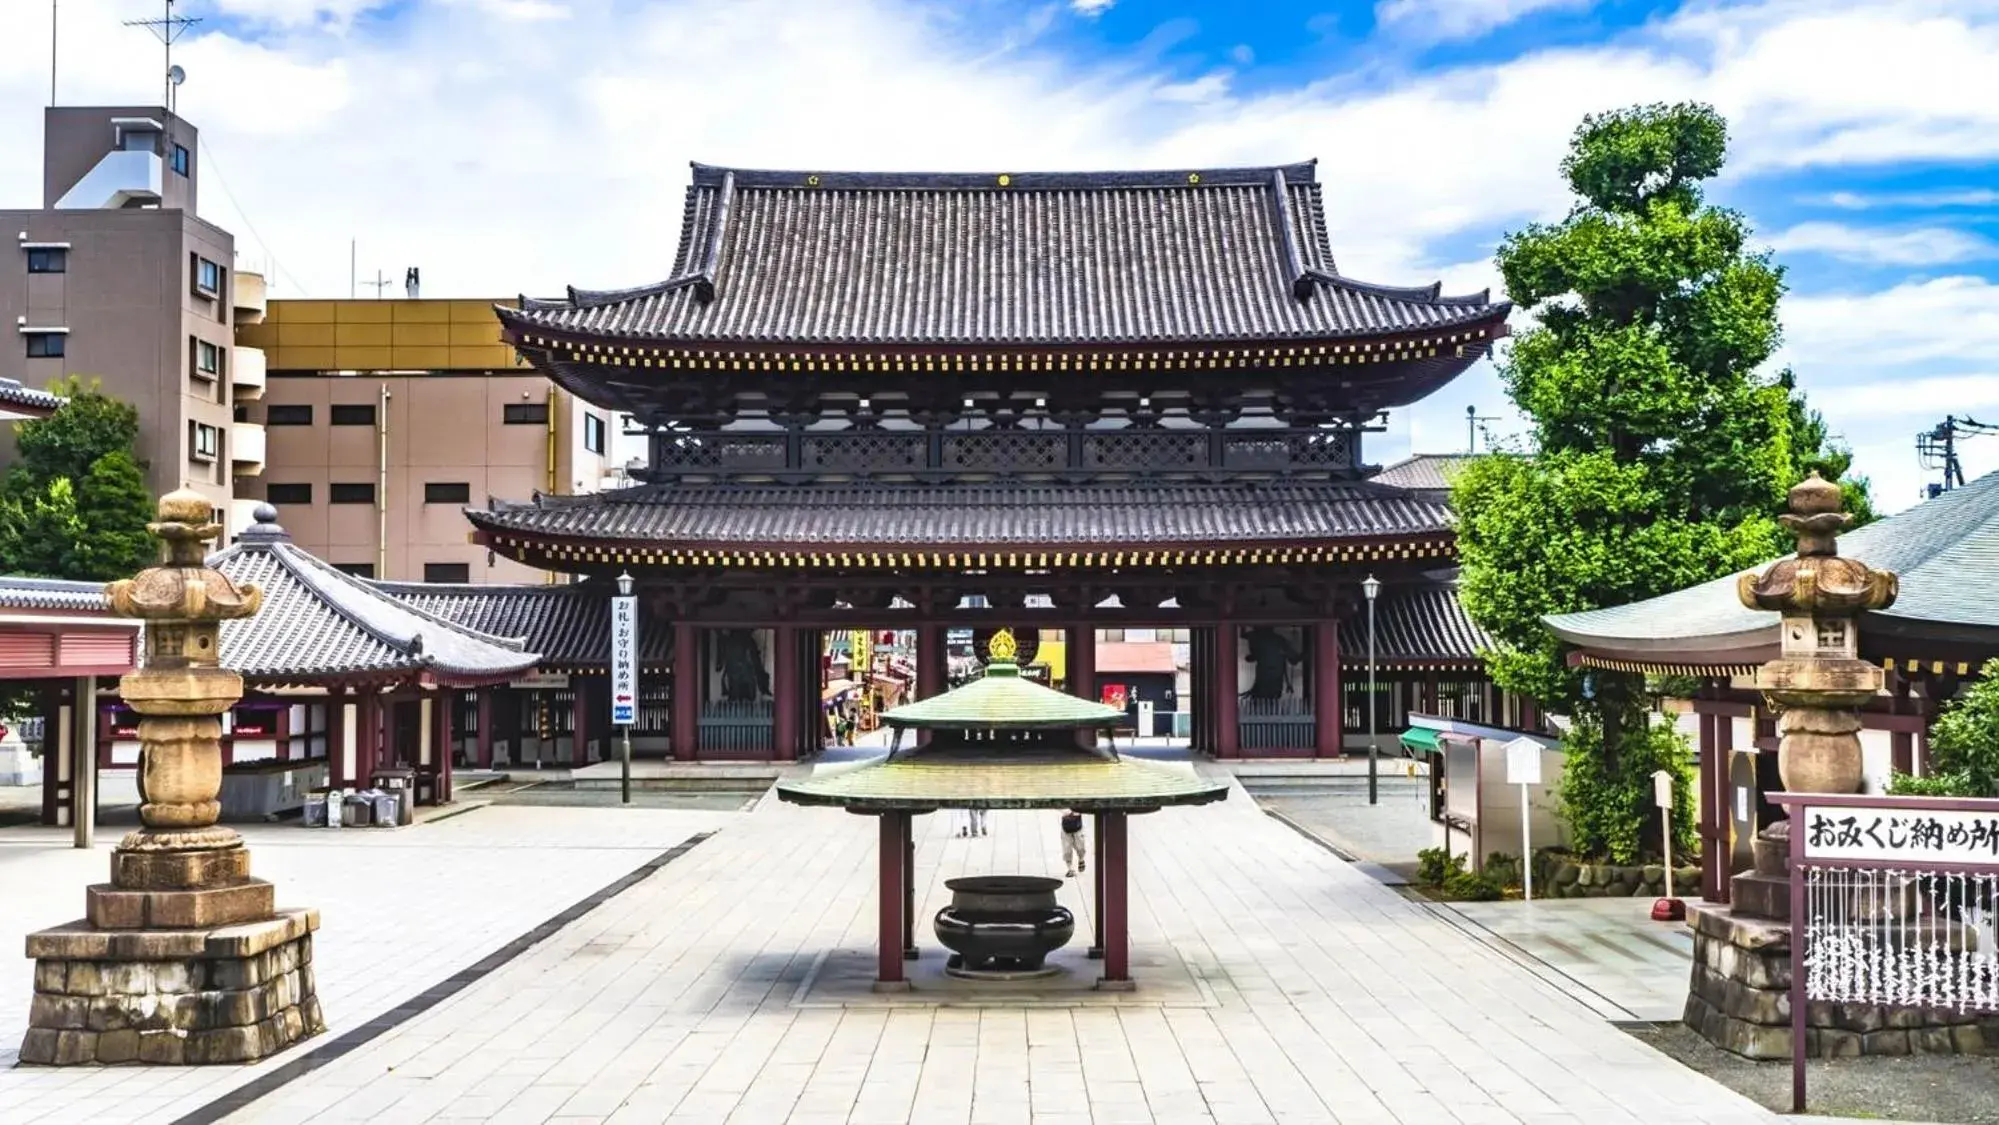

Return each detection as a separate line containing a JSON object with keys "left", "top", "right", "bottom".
{"left": 610, "top": 595, "right": 637, "bottom": 726}
{"left": 1798, "top": 805, "right": 1999, "bottom": 867}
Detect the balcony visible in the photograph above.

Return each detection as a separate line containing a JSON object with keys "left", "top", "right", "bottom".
{"left": 55, "top": 149, "right": 163, "bottom": 210}
{"left": 232, "top": 346, "right": 266, "bottom": 401}
{"left": 234, "top": 272, "right": 267, "bottom": 325}
{"left": 230, "top": 422, "right": 266, "bottom": 477}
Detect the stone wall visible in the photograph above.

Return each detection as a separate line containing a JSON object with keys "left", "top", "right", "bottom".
{"left": 19, "top": 908, "right": 323, "bottom": 1065}
{"left": 1538, "top": 853, "right": 1699, "bottom": 899}
{"left": 1684, "top": 903, "right": 1997, "bottom": 1060}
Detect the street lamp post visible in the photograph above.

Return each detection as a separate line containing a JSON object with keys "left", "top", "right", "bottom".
{"left": 615, "top": 571, "right": 635, "bottom": 805}
{"left": 1363, "top": 574, "right": 1380, "bottom": 805}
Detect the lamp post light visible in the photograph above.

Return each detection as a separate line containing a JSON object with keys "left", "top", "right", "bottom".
{"left": 1363, "top": 574, "right": 1380, "bottom": 805}
{"left": 615, "top": 570, "right": 635, "bottom": 805}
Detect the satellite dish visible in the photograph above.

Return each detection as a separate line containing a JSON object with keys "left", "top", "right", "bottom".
{"left": 167, "top": 65, "right": 186, "bottom": 87}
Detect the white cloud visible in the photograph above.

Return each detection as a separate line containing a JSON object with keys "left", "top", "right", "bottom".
{"left": 1375, "top": 0, "right": 1594, "bottom": 43}
{"left": 1814, "top": 188, "right": 1999, "bottom": 210}
{"left": 1768, "top": 221, "right": 1998, "bottom": 265}
{"left": 3, "top": 0, "right": 1997, "bottom": 508}
{"left": 1071, "top": 0, "right": 1115, "bottom": 17}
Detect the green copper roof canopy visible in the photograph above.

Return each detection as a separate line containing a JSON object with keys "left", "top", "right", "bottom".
{"left": 881, "top": 630, "right": 1125, "bottom": 731}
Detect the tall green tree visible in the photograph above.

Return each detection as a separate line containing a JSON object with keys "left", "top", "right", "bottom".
{"left": 0, "top": 377, "right": 157, "bottom": 582}
{"left": 1452, "top": 103, "right": 1870, "bottom": 862}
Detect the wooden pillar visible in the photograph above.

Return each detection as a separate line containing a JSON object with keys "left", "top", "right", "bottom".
{"left": 918, "top": 624, "right": 945, "bottom": 700}
{"left": 476, "top": 687, "right": 494, "bottom": 769}
{"left": 773, "top": 625, "right": 799, "bottom": 762}
{"left": 1715, "top": 704, "right": 1736, "bottom": 906}
{"left": 1314, "top": 620, "right": 1342, "bottom": 759}
{"left": 1698, "top": 708, "right": 1720, "bottom": 903}
{"left": 326, "top": 688, "right": 348, "bottom": 785}
{"left": 904, "top": 821, "right": 918, "bottom": 959}
{"left": 1214, "top": 626, "right": 1240, "bottom": 759}
{"left": 40, "top": 683, "right": 65, "bottom": 827}
{"left": 1099, "top": 810, "right": 1131, "bottom": 988}
{"left": 672, "top": 623, "right": 698, "bottom": 761}
{"left": 1889, "top": 672, "right": 1914, "bottom": 776}
{"left": 877, "top": 812, "right": 909, "bottom": 989}
{"left": 1069, "top": 625, "right": 1096, "bottom": 701}
{"left": 572, "top": 678, "right": 592, "bottom": 767}
{"left": 1089, "top": 812, "right": 1106, "bottom": 958}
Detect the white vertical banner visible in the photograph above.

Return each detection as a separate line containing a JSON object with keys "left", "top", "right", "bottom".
{"left": 610, "top": 595, "right": 637, "bottom": 726}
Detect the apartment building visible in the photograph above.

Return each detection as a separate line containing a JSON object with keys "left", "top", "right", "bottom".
{"left": 234, "top": 297, "right": 617, "bottom": 582}
{"left": 0, "top": 107, "right": 261, "bottom": 515}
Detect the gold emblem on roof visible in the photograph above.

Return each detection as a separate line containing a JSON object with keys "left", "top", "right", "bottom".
{"left": 988, "top": 628, "right": 1018, "bottom": 664}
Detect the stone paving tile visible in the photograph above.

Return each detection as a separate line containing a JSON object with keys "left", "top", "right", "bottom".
{"left": 51, "top": 777, "right": 1780, "bottom": 1125}
{"left": 0, "top": 804, "right": 733, "bottom": 1124}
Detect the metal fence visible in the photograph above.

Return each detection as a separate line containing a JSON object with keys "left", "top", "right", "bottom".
{"left": 1779, "top": 792, "right": 1999, "bottom": 1112}
{"left": 1237, "top": 696, "right": 1314, "bottom": 752}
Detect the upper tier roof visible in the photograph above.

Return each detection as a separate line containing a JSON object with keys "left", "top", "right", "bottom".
{"left": 498, "top": 162, "right": 1509, "bottom": 348}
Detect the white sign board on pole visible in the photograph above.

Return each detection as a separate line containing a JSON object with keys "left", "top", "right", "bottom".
{"left": 610, "top": 595, "right": 638, "bottom": 726}
{"left": 1653, "top": 768, "right": 1675, "bottom": 899}
{"left": 1503, "top": 737, "right": 1542, "bottom": 901}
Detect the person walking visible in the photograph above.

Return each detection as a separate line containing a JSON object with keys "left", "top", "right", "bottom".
{"left": 1060, "top": 809, "right": 1087, "bottom": 877}
{"left": 968, "top": 807, "right": 988, "bottom": 836}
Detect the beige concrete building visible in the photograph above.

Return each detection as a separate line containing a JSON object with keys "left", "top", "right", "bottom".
{"left": 0, "top": 107, "right": 260, "bottom": 514}
{"left": 235, "top": 297, "right": 616, "bottom": 582}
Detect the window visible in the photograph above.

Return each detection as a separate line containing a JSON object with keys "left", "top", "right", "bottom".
{"left": 194, "top": 256, "right": 220, "bottom": 294}
{"left": 193, "top": 339, "right": 222, "bottom": 377}
{"left": 333, "top": 562, "right": 375, "bottom": 578}
{"left": 265, "top": 483, "right": 312, "bottom": 506}
{"left": 24, "top": 333, "right": 64, "bottom": 358}
{"left": 329, "top": 403, "right": 376, "bottom": 426}
{"left": 503, "top": 402, "right": 549, "bottom": 425}
{"left": 265, "top": 404, "right": 313, "bottom": 426}
{"left": 170, "top": 144, "right": 190, "bottom": 176}
{"left": 423, "top": 562, "right": 471, "bottom": 584}
{"left": 26, "top": 248, "right": 66, "bottom": 273}
{"left": 191, "top": 422, "right": 220, "bottom": 461}
{"left": 328, "top": 483, "right": 376, "bottom": 505}
{"left": 584, "top": 412, "right": 606, "bottom": 454}
{"left": 424, "top": 481, "right": 471, "bottom": 504}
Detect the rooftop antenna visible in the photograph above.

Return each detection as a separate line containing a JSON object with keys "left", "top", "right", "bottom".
{"left": 1465, "top": 405, "right": 1500, "bottom": 454}
{"left": 124, "top": 0, "right": 201, "bottom": 110}
{"left": 360, "top": 269, "right": 394, "bottom": 299}
{"left": 49, "top": 0, "right": 57, "bottom": 106}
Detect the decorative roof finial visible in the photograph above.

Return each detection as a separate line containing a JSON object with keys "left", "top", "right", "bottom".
{"left": 988, "top": 628, "right": 1018, "bottom": 665}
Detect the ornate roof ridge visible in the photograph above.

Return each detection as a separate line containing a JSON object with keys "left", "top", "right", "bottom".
{"left": 685, "top": 160, "right": 1319, "bottom": 192}
{"left": 510, "top": 478, "right": 1434, "bottom": 507}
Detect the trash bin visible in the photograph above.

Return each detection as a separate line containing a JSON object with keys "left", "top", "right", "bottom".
{"left": 325, "top": 788, "right": 346, "bottom": 828}
{"left": 344, "top": 794, "right": 374, "bottom": 827}
{"left": 371, "top": 791, "right": 400, "bottom": 827}
{"left": 304, "top": 789, "right": 329, "bottom": 828}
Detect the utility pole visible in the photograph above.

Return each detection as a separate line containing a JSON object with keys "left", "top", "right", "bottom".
{"left": 1917, "top": 416, "right": 1997, "bottom": 499}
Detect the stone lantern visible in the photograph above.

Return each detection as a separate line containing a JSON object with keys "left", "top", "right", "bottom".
{"left": 19, "top": 490, "right": 324, "bottom": 1065}
{"left": 1737, "top": 472, "right": 1898, "bottom": 795}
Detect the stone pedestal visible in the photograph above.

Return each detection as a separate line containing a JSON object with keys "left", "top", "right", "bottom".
{"left": 21, "top": 909, "right": 323, "bottom": 1065}
{"left": 1685, "top": 904, "right": 1997, "bottom": 1059}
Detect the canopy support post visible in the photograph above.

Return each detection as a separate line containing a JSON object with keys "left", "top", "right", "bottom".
{"left": 904, "top": 818, "right": 919, "bottom": 960}
{"left": 1088, "top": 811, "right": 1106, "bottom": 959}
{"left": 1097, "top": 810, "right": 1133, "bottom": 990}
{"left": 875, "top": 811, "right": 910, "bottom": 991}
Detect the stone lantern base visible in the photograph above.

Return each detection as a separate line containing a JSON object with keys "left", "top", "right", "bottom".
{"left": 18, "top": 838, "right": 324, "bottom": 1066}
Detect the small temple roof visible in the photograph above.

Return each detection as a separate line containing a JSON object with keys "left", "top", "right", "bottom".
{"left": 373, "top": 579, "right": 671, "bottom": 670}
{"left": 470, "top": 480, "right": 1452, "bottom": 556}
{"left": 210, "top": 506, "right": 541, "bottom": 687}
{"left": 0, "top": 379, "right": 65, "bottom": 421}
{"left": 497, "top": 162, "right": 1509, "bottom": 349}
{"left": 780, "top": 631, "right": 1228, "bottom": 811}
{"left": 882, "top": 642, "right": 1124, "bottom": 730}
{"left": 1372, "top": 453, "right": 1475, "bottom": 498}
{"left": 0, "top": 576, "right": 115, "bottom": 614}
{"left": 1368, "top": 580, "right": 1494, "bottom": 666}
{"left": 1546, "top": 470, "right": 1999, "bottom": 670}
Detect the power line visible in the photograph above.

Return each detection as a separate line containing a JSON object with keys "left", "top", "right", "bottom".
{"left": 195, "top": 135, "right": 317, "bottom": 296}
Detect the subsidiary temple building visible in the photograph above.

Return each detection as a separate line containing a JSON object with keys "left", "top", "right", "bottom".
{"left": 391, "top": 160, "right": 1524, "bottom": 767}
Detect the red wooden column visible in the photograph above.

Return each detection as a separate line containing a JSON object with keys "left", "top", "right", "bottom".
{"left": 904, "top": 822, "right": 919, "bottom": 959}
{"left": 1099, "top": 810, "right": 1132, "bottom": 988}
{"left": 436, "top": 691, "right": 455, "bottom": 802}
{"left": 918, "top": 624, "right": 945, "bottom": 699}
{"left": 326, "top": 688, "right": 348, "bottom": 785}
{"left": 876, "top": 812, "right": 909, "bottom": 989}
{"left": 1089, "top": 812, "right": 1106, "bottom": 958}
{"left": 1715, "top": 704, "right": 1736, "bottom": 905}
{"left": 672, "top": 623, "right": 698, "bottom": 761}
{"left": 475, "top": 687, "right": 494, "bottom": 769}
{"left": 1697, "top": 707, "right": 1720, "bottom": 903}
{"left": 773, "top": 625, "right": 799, "bottom": 762}
{"left": 1070, "top": 625, "right": 1097, "bottom": 747}
{"left": 1214, "top": 626, "right": 1240, "bottom": 759}
{"left": 1313, "top": 620, "right": 1342, "bottom": 759}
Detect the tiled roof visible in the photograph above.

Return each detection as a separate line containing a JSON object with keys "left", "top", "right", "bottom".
{"left": 1372, "top": 453, "right": 1475, "bottom": 495}
{"left": 470, "top": 480, "right": 1451, "bottom": 550}
{"left": 1546, "top": 470, "right": 1999, "bottom": 656}
{"left": 777, "top": 746, "right": 1229, "bottom": 811}
{"left": 498, "top": 163, "right": 1509, "bottom": 347}
{"left": 373, "top": 580, "right": 673, "bottom": 668}
{"left": 1362, "top": 581, "right": 1493, "bottom": 663}
{"left": 0, "top": 379, "right": 65, "bottom": 418}
{"left": 0, "top": 576, "right": 114, "bottom": 614}
{"left": 209, "top": 507, "right": 540, "bottom": 686}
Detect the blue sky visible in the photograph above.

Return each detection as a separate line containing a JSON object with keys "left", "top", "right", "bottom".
{"left": 3, "top": 0, "right": 1996, "bottom": 509}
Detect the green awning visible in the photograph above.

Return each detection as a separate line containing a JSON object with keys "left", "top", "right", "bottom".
{"left": 1399, "top": 727, "right": 1444, "bottom": 754}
